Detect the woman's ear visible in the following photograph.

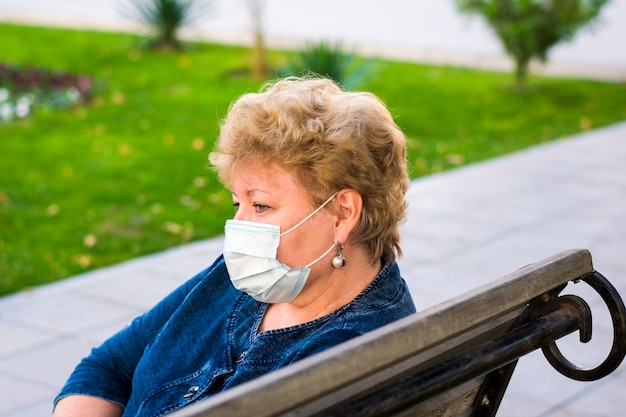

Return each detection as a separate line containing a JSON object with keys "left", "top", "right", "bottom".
{"left": 333, "top": 189, "right": 362, "bottom": 243}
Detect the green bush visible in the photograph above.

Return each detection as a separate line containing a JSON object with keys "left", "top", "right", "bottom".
{"left": 455, "top": 0, "right": 609, "bottom": 90}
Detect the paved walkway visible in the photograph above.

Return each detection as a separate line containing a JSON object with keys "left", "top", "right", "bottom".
{"left": 1, "top": 121, "right": 625, "bottom": 416}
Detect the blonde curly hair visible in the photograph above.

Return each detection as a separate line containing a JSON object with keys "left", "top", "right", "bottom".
{"left": 209, "top": 77, "right": 409, "bottom": 263}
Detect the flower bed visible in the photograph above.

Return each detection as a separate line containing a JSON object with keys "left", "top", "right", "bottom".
{"left": 0, "top": 63, "right": 94, "bottom": 122}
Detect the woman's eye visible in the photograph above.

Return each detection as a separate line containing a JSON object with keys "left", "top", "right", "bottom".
{"left": 253, "top": 203, "right": 269, "bottom": 212}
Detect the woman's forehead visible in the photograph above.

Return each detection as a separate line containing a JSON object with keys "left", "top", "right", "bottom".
{"left": 232, "top": 162, "right": 305, "bottom": 196}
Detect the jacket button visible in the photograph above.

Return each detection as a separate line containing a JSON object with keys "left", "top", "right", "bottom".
{"left": 183, "top": 386, "right": 200, "bottom": 398}
{"left": 235, "top": 351, "right": 247, "bottom": 364}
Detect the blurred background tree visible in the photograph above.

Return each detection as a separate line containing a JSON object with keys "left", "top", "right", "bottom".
{"left": 121, "top": 0, "right": 215, "bottom": 49}
{"left": 248, "top": 0, "right": 268, "bottom": 78}
{"left": 454, "top": 0, "right": 609, "bottom": 90}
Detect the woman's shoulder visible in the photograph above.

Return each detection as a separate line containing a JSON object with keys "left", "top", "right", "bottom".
{"left": 176, "top": 255, "right": 230, "bottom": 294}
{"left": 349, "top": 262, "right": 416, "bottom": 315}
{"left": 318, "top": 262, "right": 415, "bottom": 337}
{"left": 151, "top": 256, "right": 234, "bottom": 318}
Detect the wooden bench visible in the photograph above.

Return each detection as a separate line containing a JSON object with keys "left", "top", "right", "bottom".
{"left": 171, "top": 249, "right": 626, "bottom": 417}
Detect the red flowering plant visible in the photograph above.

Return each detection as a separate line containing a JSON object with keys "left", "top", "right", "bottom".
{"left": 0, "top": 63, "right": 95, "bottom": 122}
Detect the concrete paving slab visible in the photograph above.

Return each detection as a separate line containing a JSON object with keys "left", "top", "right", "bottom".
{"left": 1, "top": 291, "right": 138, "bottom": 334}
{"left": 76, "top": 270, "right": 190, "bottom": 312}
{"left": 0, "top": 321, "right": 56, "bottom": 358}
{"left": 503, "top": 354, "right": 626, "bottom": 417}
{"left": 0, "top": 338, "right": 95, "bottom": 389}
{"left": 7, "top": 401, "right": 54, "bottom": 417}
{"left": 0, "top": 373, "right": 53, "bottom": 415}
{"left": 560, "top": 367, "right": 626, "bottom": 416}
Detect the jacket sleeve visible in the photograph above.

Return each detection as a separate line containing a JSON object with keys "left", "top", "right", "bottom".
{"left": 54, "top": 257, "right": 222, "bottom": 407}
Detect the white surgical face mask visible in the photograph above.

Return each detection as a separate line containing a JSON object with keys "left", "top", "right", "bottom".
{"left": 223, "top": 193, "right": 337, "bottom": 303}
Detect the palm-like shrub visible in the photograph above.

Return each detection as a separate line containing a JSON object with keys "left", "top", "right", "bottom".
{"left": 279, "top": 41, "right": 379, "bottom": 90}
{"left": 123, "top": 0, "right": 214, "bottom": 50}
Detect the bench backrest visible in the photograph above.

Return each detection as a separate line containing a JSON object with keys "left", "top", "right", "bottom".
{"left": 170, "top": 249, "right": 624, "bottom": 417}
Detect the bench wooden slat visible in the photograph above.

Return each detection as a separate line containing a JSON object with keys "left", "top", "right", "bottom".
{"left": 320, "top": 300, "right": 585, "bottom": 416}
{"left": 172, "top": 248, "right": 594, "bottom": 417}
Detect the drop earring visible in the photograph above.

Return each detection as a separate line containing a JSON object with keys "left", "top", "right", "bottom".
{"left": 331, "top": 242, "right": 346, "bottom": 268}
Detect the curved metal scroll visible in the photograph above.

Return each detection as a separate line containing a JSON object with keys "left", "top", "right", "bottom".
{"left": 542, "top": 271, "right": 626, "bottom": 381}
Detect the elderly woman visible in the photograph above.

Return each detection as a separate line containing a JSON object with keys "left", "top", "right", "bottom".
{"left": 53, "top": 77, "right": 416, "bottom": 417}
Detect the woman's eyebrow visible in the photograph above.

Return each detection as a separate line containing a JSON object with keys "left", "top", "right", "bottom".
{"left": 245, "top": 189, "right": 271, "bottom": 197}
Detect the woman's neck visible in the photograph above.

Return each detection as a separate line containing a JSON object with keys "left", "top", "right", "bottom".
{"left": 258, "top": 249, "right": 382, "bottom": 332}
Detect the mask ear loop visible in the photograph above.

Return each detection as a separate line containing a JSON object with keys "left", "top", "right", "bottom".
{"left": 280, "top": 192, "right": 338, "bottom": 236}
{"left": 305, "top": 243, "right": 336, "bottom": 268}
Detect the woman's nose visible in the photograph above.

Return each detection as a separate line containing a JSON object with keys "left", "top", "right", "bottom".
{"left": 232, "top": 207, "right": 243, "bottom": 220}
{"left": 232, "top": 206, "right": 251, "bottom": 221}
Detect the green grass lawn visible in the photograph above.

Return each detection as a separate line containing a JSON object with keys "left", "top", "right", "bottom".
{"left": 1, "top": 23, "right": 625, "bottom": 297}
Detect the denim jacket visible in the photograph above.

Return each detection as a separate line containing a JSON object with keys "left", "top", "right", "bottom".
{"left": 55, "top": 256, "right": 416, "bottom": 416}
